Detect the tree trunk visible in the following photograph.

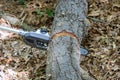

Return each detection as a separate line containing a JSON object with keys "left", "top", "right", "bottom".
{"left": 46, "top": 0, "right": 90, "bottom": 80}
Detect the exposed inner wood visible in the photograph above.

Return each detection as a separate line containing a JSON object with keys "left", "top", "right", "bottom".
{"left": 51, "top": 30, "right": 80, "bottom": 44}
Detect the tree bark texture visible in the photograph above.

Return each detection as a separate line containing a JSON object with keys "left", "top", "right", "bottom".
{"left": 46, "top": 0, "right": 89, "bottom": 80}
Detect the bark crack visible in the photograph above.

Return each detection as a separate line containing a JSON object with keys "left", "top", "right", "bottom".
{"left": 68, "top": 39, "right": 81, "bottom": 79}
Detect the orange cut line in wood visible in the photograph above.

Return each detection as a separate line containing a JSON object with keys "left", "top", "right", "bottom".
{"left": 51, "top": 30, "right": 80, "bottom": 44}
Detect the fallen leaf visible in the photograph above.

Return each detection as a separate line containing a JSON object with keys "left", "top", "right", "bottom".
{"left": 88, "top": 9, "right": 101, "bottom": 17}
{"left": 0, "top": 18, "right": 19, "bottom": 40}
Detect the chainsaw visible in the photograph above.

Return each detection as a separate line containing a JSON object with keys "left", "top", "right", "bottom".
{"left": 0, "top": 25, "right": 88, "bottom": 55}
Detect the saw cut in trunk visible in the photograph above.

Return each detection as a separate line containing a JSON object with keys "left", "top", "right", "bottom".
{"left": 46, "top": 0, "right": 92, "bottom": 80}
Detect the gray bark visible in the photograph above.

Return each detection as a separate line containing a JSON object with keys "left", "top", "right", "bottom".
{"left": 46, "top": 0, "right": 90, "bottom": 80}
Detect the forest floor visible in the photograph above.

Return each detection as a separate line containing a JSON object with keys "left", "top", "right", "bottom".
{"left": 0, "top": 0, "right": 120, "bottom": 80}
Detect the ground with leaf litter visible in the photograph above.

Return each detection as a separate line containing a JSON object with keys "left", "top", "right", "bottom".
{"left": 0, "top": 0, "right": 120, "bottom": 80}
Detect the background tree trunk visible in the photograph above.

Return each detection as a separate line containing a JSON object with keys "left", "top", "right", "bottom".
{"left": 46, "top": 0, "right": 90, "bottom": 80}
